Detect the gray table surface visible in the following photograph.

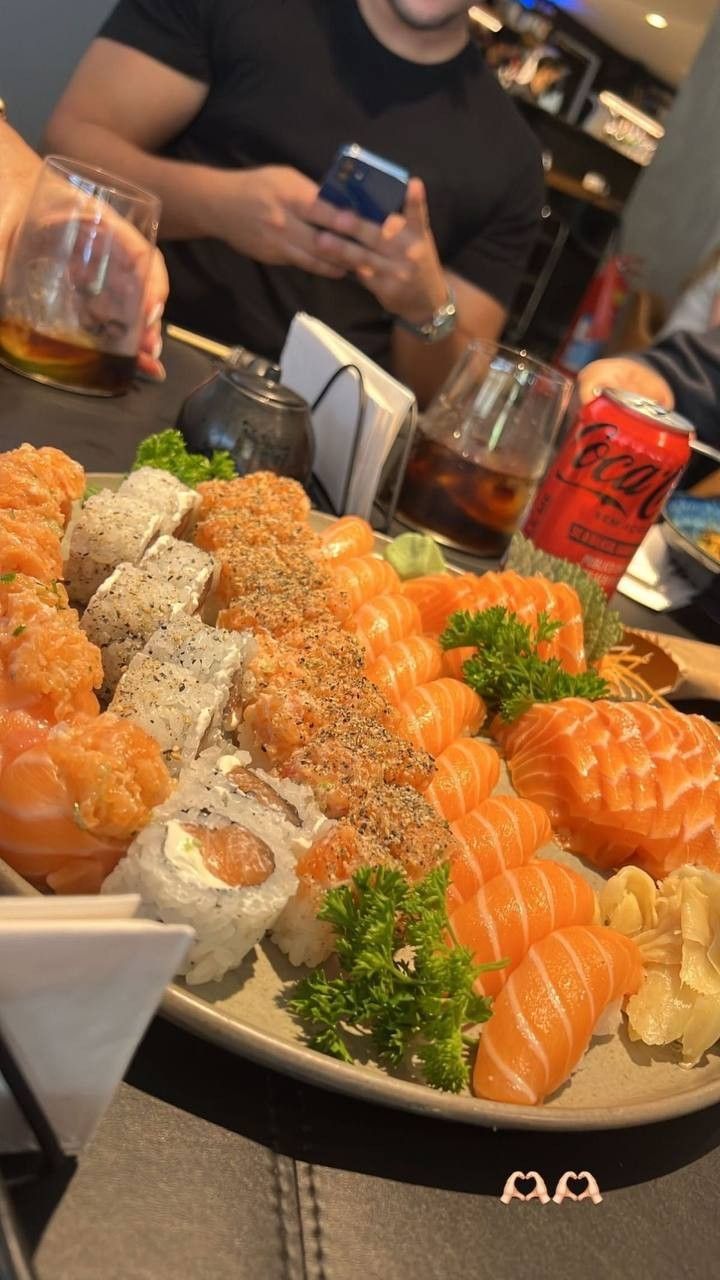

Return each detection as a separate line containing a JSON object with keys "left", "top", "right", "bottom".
{"left": 2, "top": 347, "right": 719, "bottom": 1280}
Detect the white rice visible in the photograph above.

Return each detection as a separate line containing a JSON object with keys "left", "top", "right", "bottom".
{"left": 143, "top": 614, "right": 253, "bottom": 689}
{"left": 64, "top": 490, "right": 163, "bottom": 606}
{"left": 117, "top": 467, "right": 199, "bottom": 536}
{"left": 81, "top": 563, "right": 188, "bottom": 698}
{"left": 271, "top": 888, "right": 337, "bottom": 968}
{"left": 109, "top": 655, "right": 226, "bottom": 775}
{"left": 140, "top": 536, "right": 217, "bottom": 613}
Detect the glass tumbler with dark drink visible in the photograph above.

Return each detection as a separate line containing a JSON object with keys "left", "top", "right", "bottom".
{"left": 396, "top": 342, "right": 571, "bottom": 556}
{"left": 0, "top": 157, "right": 160, "bottom": 395}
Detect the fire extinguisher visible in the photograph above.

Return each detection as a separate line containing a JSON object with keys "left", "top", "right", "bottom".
{"left": 555, "top": 253, "right": 633, "bottom": 375}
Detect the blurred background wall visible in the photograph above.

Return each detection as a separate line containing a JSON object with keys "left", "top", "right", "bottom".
{"left": 1, "top": 0, "right": 114, "bottom": 148}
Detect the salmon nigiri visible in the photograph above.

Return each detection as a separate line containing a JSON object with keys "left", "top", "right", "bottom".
{"left": 448, "top": 796, "right": 551, "bottom": 909}
{"left": 320, "top": 516, "right": 374, "bottom": 563}
{"left": 366, "top": 635, "right": 444, "bottom": 706}
{"left": 0, "top": 714, "right": 172, "bottom": 893}
{"left": 424, "top": 738, "right": 500, "bottom": 823}
{"left": 451, "top": 860, "right": 597, "bottom": 996}
{"left": 402, "top": 572, "right": 478, "bottom": 635}
{"left": 330, "top": 555, "right": 400, "bottom": 612}
{"left": 349, "top": 594, "right": 422, "bottom": 662}
{"left": 473, "top": 925, "right": 643, "bottom": 1105}
{"left": 396, "top": 678, "right": 486, "bottom": 758}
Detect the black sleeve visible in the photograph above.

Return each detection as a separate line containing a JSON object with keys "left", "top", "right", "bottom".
{"left": 447, "top": 149, "right": 544, "bottom": 311}
{"left": 100, "top": 0, "right": 214, "bottom": 83}
{"left": 641, "top": 327, "right": 720, "bottom": 446}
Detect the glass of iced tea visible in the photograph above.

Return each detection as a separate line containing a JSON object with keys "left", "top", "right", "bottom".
{"left": 0, "top": 156, "right": 160, "bottom": 395}
{"left": 396, "top": 341, "right": 572, "bottom": 556}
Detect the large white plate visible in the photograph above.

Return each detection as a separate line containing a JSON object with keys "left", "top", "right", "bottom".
{"left": 3, "top": 475, "right": 720, "bottom": 1130}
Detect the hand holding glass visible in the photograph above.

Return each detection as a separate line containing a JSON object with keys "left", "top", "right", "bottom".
{"left": 0, "top": 156, "right": 160, "bottom": 395}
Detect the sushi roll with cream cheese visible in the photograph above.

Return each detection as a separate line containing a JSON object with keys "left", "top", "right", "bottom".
{"left": 64, "top": 490, "right": 163, "bottom": 605}
{"left": 81, "top": 563, "right": 188, "bottom": 698}
{"left": 109, "top": 655, "right": 227, "bottom": 775}
{"left": 140, "top": 535, "right": 217, "bottom": 613}
{"left": 117, "top": 467, "right": 199, "bottom": 536}
{"left": 143, "top": 614, "right": 253, "bottom": 689}
{"left": 103, "top": 799, "right": 299, "bottom": 985}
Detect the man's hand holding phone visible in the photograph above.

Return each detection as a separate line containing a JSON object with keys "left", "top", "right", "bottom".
{"left": 310, "top": 177, "right": 450, "bottom": 328}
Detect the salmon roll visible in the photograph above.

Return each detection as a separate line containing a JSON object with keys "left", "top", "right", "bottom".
{"left": 0, "top": 510, "right": 63, "bottom": 580}
{"left": 80, "top": 563, "right": 189, "bottom": 698}
{"left": 109, "top": 655, "right": 227, "bottom": 776}
{"left": 104, "top": 792, "right": 302, "bottom": 985}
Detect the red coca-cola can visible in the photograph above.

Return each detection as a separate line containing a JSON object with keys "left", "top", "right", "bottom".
{"left": 522, "top": 389, "right": 694, "bottom": 596}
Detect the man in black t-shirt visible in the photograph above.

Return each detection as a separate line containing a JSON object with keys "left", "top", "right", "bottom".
{"left": 45, "top": 0, "right": 544, "bottom": 403}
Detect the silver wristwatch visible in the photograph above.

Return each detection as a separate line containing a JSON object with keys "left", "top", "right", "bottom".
{"left": 399, "top": 285, "right": 457, "bottom": 344}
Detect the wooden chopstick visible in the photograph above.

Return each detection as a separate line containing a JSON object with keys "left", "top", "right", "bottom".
{"left": 165, "top": 324, "right": 233, "bottom": 360}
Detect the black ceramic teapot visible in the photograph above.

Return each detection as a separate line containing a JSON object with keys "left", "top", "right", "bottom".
{"left": 178, "top": 364, "right": 315, "bottom": 485}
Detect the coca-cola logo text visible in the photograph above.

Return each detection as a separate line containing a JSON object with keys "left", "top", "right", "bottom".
{"left": 557, "top": 422, "right": 685, "bottom": 522}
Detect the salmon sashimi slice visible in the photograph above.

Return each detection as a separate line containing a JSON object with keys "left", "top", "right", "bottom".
{"left": 424, "top": 738, "right": 501, "bottom": 823}
{"left": 402, "top": 573, "right": 478, "bottom": 635}
{"left": 366, "top": 636, "right": 444, "bottom": 706}
{"left": 330, "top": 555, "right": 400, "bottom": 612}
{"left": 0, "top": 710, "right": 50, "bottom": 772}
{"left": 452, "top": 571, "right": 587, "bottom": 674}
{"left": 349, "top": 594, "right": 422, "bottom": 662}
{"left": 472, "top": 925, "right": 643, "bottom": 1105}
{"left": 441, "top": 645, "right": 476, "bottom": 682}
{"left": 319, "top": 516, "right": 375, "bottom": 562}
{"left": 0, "top": 511, "right": 63, "bottom": 579}
{"left": 448, "top": 796, "right": 552, "bottom": 909}
{"left": 396, "top": 678, "right": 486, "bottom": 758}
{"left": 500, "top": 698, "right": 720, "bottom": 878}
{"left": 451, "top": 860, "right": 597, "bottom": 996}
{"left": 0, "top": 714, "right": 172, "bottom": 891}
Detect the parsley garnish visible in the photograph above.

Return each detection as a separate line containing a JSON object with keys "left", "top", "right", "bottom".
{"left": 12, "top": 625, "right": 26, "bottom": 637}
{"left": 0, "top": 573, "right": 17, "bottom": 583}
{"left": 290, "top": 864, "right": 497, "bottom": 1093}
{"left": 440, "top": 605, "right": 610, "bottom": 722}
{"left": 132, "top": 429, "right": 235, "bottom": 487}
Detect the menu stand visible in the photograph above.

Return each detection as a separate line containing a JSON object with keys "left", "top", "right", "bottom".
{"left": 0, "top": 1025, "right": 76, "bottom": 1278}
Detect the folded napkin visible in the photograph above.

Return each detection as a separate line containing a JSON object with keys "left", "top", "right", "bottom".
{"left": 0, "top": 896, "right": 191, "bottom": 1155}
{"left": 618, "top": 524, "right": 697, "bottom": 611}
{"left": 281, "top": 312, "right": 416, "bottom": 519}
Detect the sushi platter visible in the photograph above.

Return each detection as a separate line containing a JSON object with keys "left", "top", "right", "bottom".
{"left": 2, "top": 446, "right": 720, "bottom": 1132}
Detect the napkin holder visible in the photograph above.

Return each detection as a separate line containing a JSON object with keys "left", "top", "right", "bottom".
{"left": 0, "top": 1024, "right": 75, "bottom": 1279}
{"left": 280, "top": 313, "right": 417, "bottom": 520}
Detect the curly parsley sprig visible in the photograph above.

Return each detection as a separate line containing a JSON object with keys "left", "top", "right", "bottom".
{"left": 290, "top": 864, "right": 497, "bottom": 1093}
{"left": 132, "top": 429, "right": 235, "bottom": 487}
{"left": 440, "top": 605, "right": 610, "bottom": 722}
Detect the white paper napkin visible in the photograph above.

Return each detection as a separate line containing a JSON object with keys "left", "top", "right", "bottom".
{"left": 617, "top": 524, "right": 697, "bottom": 611}
{"left": 281, "top": 313, "right": 416, "bottom": 518}
{"left": 0, "top": 897, "right": 192, "bottom": 1155}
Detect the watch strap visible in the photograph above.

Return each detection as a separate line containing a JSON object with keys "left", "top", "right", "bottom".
{"left": 397, "top": 285, "right": 457, "bottom": 343}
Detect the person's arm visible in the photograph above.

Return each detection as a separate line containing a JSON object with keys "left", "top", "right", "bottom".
{"left": 44, "top": 36, "right": 344, "bottom": 278}
{"left": 577, "top": 327, "right": 720, "bottom": 445}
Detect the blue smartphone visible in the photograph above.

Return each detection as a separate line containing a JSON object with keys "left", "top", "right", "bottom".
{"left": 318, "top": 143, "right": 409, "bottom": 224}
